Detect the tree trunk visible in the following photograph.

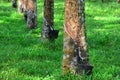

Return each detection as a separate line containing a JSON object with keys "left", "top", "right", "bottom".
{"left": 117, "top": 0, "right": 120, "bottom": 3}
{"left": 18, "top": 0, "right": 24, "bottom": 13}
{"left": 23, "top": 0, "right": 37, "bottom": 29}
{"left": 41, "top": 0, "right": 54, "bottom": 41}
{"left": 63, "top": 0, "right": 93, "bottom": 75}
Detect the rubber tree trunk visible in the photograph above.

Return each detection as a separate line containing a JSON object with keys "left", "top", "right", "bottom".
{"left": 18, "top": 0, "right": 24, "bottom": 13}
{"left": 41, "top": 0, "right": 54, "bottom": 41}
{"left": 63, "top": 0, "right": 93, "bottom": 75}
{"left": 117, "top": 0, "right": 120, "bottom": 3}
{"left": 24, "top": 0, "right": 37, "bottom": 29}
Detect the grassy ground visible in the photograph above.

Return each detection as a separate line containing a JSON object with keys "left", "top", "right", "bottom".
{"left": 0, "top": 0, "right": 120, "bottom": 80}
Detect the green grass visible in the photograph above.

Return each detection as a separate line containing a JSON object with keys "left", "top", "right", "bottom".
{"left": 0, "top": 0, "right": 120, "bottom": 80}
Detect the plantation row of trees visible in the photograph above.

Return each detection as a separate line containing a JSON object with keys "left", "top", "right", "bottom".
{"left": 1, "top": 0, "right": 120, "bottom": 79}
{"left": 44, "top": 0, "right": 93, "bottom": 75}
{"left": 8, "top": 0, "right": 120, "bottom": 76}
{"left": 10, "top": 0, "right": 94, "bottom": 76}
{"left": 11, "top": 0, "right": 93, "bottom": 76}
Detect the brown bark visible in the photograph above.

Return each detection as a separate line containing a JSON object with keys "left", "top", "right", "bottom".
{"left": 23, "top": 0, "right": 37, "bottom": 29}
{"left": 63, "top": 0, "right": 93, "bottom": 75}
{"left": 117, "top": 0, "right": 120, "bottom": 3}
{"left": 18, "top": 0, "right": 24, "bottom": 13}
{"left": 41, "top": 0, "right": 54, "bottom": 41}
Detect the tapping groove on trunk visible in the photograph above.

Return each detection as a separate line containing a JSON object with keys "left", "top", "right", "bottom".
{"left": 63, "top": 0, "right": 93, "bottom": 75}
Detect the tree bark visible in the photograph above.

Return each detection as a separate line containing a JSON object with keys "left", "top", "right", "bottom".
{"left": 24, "top": 0, "right": 37, "bottom": 29}
{"left": 63, "top": 0, "right": 93, "bottom": 75}
{"left": 18, "top": 0, "right": 24, "bottom": 13}
{"left": 41, "top": 0, "right": 54, "bottom": 41}
{"left": 117, "top": 0, "right": 120, "bottom": 3}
